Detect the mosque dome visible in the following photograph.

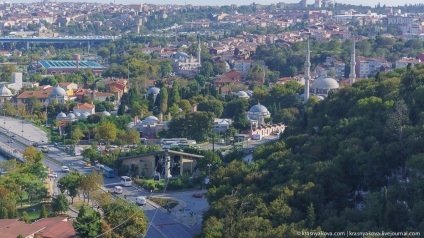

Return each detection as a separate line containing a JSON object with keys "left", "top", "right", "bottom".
{"left": 236, "top": 91, "right": 249, "bottom": 98}
{"left": 0, "top": 86, "right": 12, "bottom": 96}
{"left": 144, "top": 116, "right": 159, "bottom": 123}
{"left": 50, "top": 86, "right": 67, "bottom": 97}
{"left": 147, "top": 87, "right": 160, "bottom": 95}
{"left": 102, "top": 111, "right": 111, "bottom": 117}
{"left": 74, "top": 112, "right": 81, "bottom": 118}
{"left": 67, "top": 113, "right": 75, "bottom": 119}
{"left": 249, "top": 104, "right": 270, "bottom": 114}
{"left": 56, "top": 112, "right": 67, "bottom": 119}
{"left": 311, "top": 76, "right": 339, "bottom": 90}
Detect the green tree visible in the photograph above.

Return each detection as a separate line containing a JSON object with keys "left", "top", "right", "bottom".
{"left": 52, "top": 194, "right": 69, "bottom": 215}
{"left": 72, "top": 127, "right": 84, "bottom": 142}
{"left": 19, "top": 211, "right": 30, "bottom": 224}
{"left": 58, "top": 172, "right": 82, "bottom": 204}
{"left": 26, "top": 96, "right": 42, "bottom": 114}
{"left": 160, "top": 86, "right": 168, "bottom": 113}
{"left": 74, "top": 205, "right": 102, "bottom": 237}
{"left": 98, "top": 121, "right": 117, "bottom": 145}
{"left": 39, "top": 204, "right": 48, "bottom": 219}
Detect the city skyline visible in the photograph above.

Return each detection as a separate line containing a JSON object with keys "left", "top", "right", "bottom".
{"left": 10, "top": 0, "right": 424, "bottom": 7}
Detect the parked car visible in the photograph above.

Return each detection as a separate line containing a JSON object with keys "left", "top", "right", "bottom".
{"left": 192, "top": 193, "right": 203, "bottom": 198}
{"left": 61, "top": 166, "right": 70, "bottom": 173}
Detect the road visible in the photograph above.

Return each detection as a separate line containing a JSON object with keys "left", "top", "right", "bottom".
{"left": 2, "top": 116, "right": 205, "bottom": 238}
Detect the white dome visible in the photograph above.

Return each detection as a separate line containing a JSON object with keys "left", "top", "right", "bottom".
{"left": 147, "top": 87, "right": 160, "bottom": 95}
{"left": 311, "top": 76, "right": 339, "bottom": 90}
{"left": 50, "top": 86, "right": 67, "bottom": 97}
{"left": 144, "top": 116, "right": 159, "bottom": 123}
{"left": 0, "top": 86, "right": 12, "bottom": 96}
{"left": 56, "top": 112, "right": 67, "bottom": 119}
{"left": 236, "top": 91, "right": 249, "bottom": 98}
{"left": 74, "top": 112, "right": 81, "bottom": 117}
{"left": 102, "top": 111, "right": 111, "bottom": 116}
{"left": 249, "top": 104, "right": 269, "bottom": 113}
{"left": 67, "top": 113, "right": 75, "bottom": 119}
{"left": 83, "top": 112, "right": 91, "bottom": 117}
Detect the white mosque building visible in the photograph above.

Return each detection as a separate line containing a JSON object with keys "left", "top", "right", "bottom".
{"left": 303, "top": 39, "right": 356, "bottom": 100}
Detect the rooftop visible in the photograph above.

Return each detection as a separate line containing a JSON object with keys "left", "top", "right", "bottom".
{"left": 39, "top": 60, "right": 105, "bottom": 69}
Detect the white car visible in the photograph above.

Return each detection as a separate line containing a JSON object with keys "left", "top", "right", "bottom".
{"left": 136, "top": 196, "right": 146, "bottom": 205}
{"left": 61, "top": 166, "right": 70, "bottom": 173}
{"left": 49, "top": 172, "right": 57, "bottom": 178}
{"left": 114, "top": 186, "right": 123, "bottom": 194}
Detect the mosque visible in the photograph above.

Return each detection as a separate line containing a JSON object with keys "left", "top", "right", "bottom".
{"left": 303, "top": 39, "right": 356, "bottom": 100}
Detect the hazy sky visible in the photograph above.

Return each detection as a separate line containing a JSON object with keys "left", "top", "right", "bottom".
{"left": 135, "top": 0, "right": 423, "bottom": 7}
{"left": 12, "top": 0, "right": 424, "bottom": 7}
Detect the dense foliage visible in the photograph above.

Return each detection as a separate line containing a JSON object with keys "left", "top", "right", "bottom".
{"left": 199, "top": 64, "right": 424, "bottom": 237}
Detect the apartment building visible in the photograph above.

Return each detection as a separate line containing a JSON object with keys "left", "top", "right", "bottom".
{"left": 355, "top": 57, "right": 391, "bottom": 78}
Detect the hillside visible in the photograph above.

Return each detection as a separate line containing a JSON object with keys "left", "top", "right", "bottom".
{"left": 198, "top": 64, "right": 424, "bottom": 237}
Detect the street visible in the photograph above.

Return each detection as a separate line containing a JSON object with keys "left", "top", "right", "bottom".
{"left": 1, "top": 116, "right": 207, "bottom": 238}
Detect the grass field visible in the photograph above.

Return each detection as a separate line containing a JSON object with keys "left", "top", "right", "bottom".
{"left": 17, "top": 203, "right": 52, "bottom": 222}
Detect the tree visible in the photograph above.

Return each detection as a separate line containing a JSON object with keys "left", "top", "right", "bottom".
{"left": 72, "top": 127, "right": 85, "bottom": 142}
{"left": 74, "top": 205, "right": 102, "bottom": 238}
{"left": 26, "top": 96, "right": 42, "bottom": 114}
{"left": 169, "top": 80, "right": 180, "bottom": 107}
{"left": 78, "top": 172, "right": 103, "bottom": 204}
{"left": 20, "top": 211, "right": 30, "bottom": 224}
{"left": 159, "top": 86, "right": 168, "bottom": 113}
{"left": 58, "top": 172, "right": 82, "bottom": 204}
{"left": 159, "top": 60, "right": 172, "bottom": 77}
{"left": 167, "top": 111, "right": 214, "bottom": 142}
{"left": 198, "top": 100, "right": 224, "bottom": 118}
{"left": 39, "top": 204, "right": 48, "bottom": 219}
{"left": 52, "top": 194, "right": 69, "bottom": 215}
{"left": 102, "top": 200, "right": 147, "bottom": 237}
{"left": 23, "top": 146, "right": 43, "bottom": 165}
{"left": 127, "top": 129, "right": 140, "bottom": 146}
{"left": 97, "top": 47, "right": 110, "bottom": 59}
{"left": 97, "top": 121, "right": 117, "bottom": 145}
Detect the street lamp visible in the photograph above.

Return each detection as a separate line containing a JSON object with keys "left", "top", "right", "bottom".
{"left": 21, "top": 118, "right": 24, "bottom": 137}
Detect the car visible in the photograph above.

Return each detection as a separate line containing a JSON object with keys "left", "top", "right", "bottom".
{"left": 192, "top": 193, "right": 203, "bottom": 198}
{"left": 49, "top": 172, "right": 57, "bottom": 178}
{"left": 2, "top": 129, "right": 7, "bottom": 133}
{"left": 10, "top": 134, "right": 15, "bottom": 137}
{"left": 7, "top": 139, "right": 13, "bottom": 143}
{"left": 114, "top": 186, "right": 123, "bottom": 194}
{"left": 61, "top": 166, "right": 70, "bottom": 173}
{"left": 136, "top": 196, "right": 147, "bottom": 205}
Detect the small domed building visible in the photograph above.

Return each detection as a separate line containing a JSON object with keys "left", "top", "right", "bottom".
{"left": 102, "top": 111, "right": 111, "bottom": 117}
{"left": 0, "top": 85, "right": 13, "bottom": 104}
{"left": 310, "top": 76, "right": 339, "bottom": 98}
{"left": 49, "top": 86, "right": 69, "bottom": 103}
{"left": 236, "top": 91, "right": 250, "bottom": 99}
{"left": 146, "top": 87, "right": 160, "bottom": 102}
{"left": 56, "top": 112, "right": 67, "bottom": 120}
{"left": 247, "top": 103, "right": 271, "bottom": 127}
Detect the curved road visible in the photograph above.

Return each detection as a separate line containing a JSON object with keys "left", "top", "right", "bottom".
{"left": 2, "top": 116, "right": 205, "bottom": 238}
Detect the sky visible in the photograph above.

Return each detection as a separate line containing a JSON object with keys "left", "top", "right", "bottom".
{"left": 130, "top": 0, "right": 422, "bottom": 7}
{"left": 12, "top": 0, "right": 424, "bottom": 7}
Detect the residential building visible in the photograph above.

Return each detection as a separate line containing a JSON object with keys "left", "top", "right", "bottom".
{"left": 395, "top": 57, "right": 421, "bottom": 68}
{"left": 355, "top": 57, "right": 391, "bottom": 78}
{"left": 118, "top": 150, "right": 203, "bottom": 178}
{"left": 73, "top": 102, "right": 95, "bottom": 115}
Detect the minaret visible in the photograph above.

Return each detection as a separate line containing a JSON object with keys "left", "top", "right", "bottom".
{"left": 304, "top": 38, "right": 310, "bottom": 100}
{"left": 349, "top": 39, "right": 356, "bottom": 85}
{"left": 197, "top": 36, "right": 201, "bottom": 67}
